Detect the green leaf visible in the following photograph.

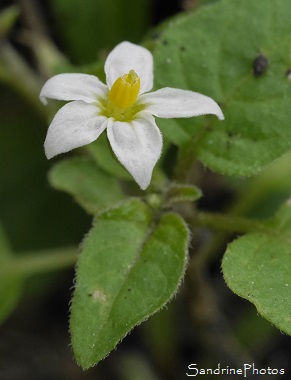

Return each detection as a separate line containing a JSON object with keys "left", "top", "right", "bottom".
{"left": 0, "top": 270, "right": 22, "bottom": 325}
{"left": 50, "top": 0, "right": 150, "bottom": 63}
{"left": 0, "top": 224, "right": 23, "bottom": 324}
{"left": 165, "top": 183, "right": 202, "bottom": 206}
{"left": 0, "top": 223, "right": 10, "bottom": 254}
{"left": 70, "top": 199, "right": 188, "bottom": 368}
{"left": 222, "top": 200, "right": 291, "bottom": 335}
{"left": 154, "top": 0, "right": 291, "bottom": 176}
{"left": 49, "top": 157, "right": 124, "bottom": 214}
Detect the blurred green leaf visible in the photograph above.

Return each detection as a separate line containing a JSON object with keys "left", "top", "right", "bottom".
{"left": 49, "top": 156, "right": 124, "bottom": 214}
{"left": 0, "top": 224, "right": 23, "bottom": 324}
{"left": 165, "top": 183, "right": 202, "bottom": 206}
{"left": 0, "top": 273, "right": 23, "bottom": 325}
{"left": 222, "top": 200, "right": 291, "bottom": 335}
{"left": 119, "top": 352, "right": 160, "bottom": 380}
{"left": 0, "top": 87, "right": 90, "bottom": 250}
{"left": 232, "top": 151, "right": 291, "bottom": 219}
{"left": 0, "top": 6, "right": 19, "bottom": 39}
{"left": 50, "top": 0, "right": 150, "bottom": 63}
{"left": 0, "top": 223, "right": 10, "bottom": 254}
{"left": 70, "top": 199, "right": 188, "bottom": 368}
{"left": 235, "top": 308, "right": 276, "bottom": 351}
{"left": 154, "top": 0, "right": 291, "bottom": 177}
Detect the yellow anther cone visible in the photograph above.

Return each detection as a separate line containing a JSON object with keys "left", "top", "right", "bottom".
{"left": 109, "top": 70, "right": 140, "bottom": 109}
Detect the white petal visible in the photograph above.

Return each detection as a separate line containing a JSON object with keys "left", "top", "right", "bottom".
{"left": 105, "top": 41, "right": 153, "bottom": 94}
{"left": 107, "top": 113, "right": 162, "bottom": 190}
{"left": 40, "top": 73, "right": 108, "bottom": 105}
{"left": 45, "top": 101, "right": 107, "bottom": 159}
{"left": 141, "top": 87, "right": 224, "bottom": 120}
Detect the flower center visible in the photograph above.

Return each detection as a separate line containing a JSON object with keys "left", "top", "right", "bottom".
{"left": 108, "top": 70, "right": 140, "bottom": 109}
{"left": 98, "top": 70, "right": 145, "bottom": 121}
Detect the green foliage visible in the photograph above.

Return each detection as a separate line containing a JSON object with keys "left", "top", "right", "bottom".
{"left": 232, "top": 151, "right": 291, "bottom": 219}
{"left": 70, "top": 199, "right": 188, "bottom": 368}
{"left": 154, "top": 0, "right": 291, "bottom": 177}
{"left": 0, "top": 224, "right": 23, "bottom": 324}
{"left": 0, "top": 88, "right": 89, "bottom": 250}
{"left": 49, "top": 157, "right": 124, "bottom": 214}
{"left": 50, "top": 0, "right": 150, "bottom": 63}
{"left": 222, "top": 200, "right": 291, "bottom": 335}
{"left": 0, "top": 6, "right": 19, "bottom": 39}
{"left": 165, "top": 183, "right": 202, "bottom": 206}
{"left": 2, "top": 0, "right": 291, "bottom": 370}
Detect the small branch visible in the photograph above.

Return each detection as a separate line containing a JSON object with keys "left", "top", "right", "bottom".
{"left": 10, "top": 247, "right": 78, "bottom": 276}
{"left": 195, "top": 211, "right": 266, "bottom": 234}
{"left": 0, "top": 42, "right": 46, "bottom": 117}
{"left": 190, "top": 211, "right": 291, "bottom": 264}
{"left": 173, "top": 124, "right": 209, "bottom": 183}
{"left": 18, "top": 30, "right": 68, "bottom": 78}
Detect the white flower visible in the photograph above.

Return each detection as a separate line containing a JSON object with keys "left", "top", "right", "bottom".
{"left": 40, "top": 41, "right": 224, "bottom": 190}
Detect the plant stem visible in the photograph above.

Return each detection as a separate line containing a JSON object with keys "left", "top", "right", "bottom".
{"left": 11, "top": 247, "right": 78, "bottom": 276}
{"left": 193, "top": 211, "right": 291, "bottom": 246}
{"left": 194, "top": 211, "right": 265, "bottom": 234}
{"left": 0, "top": 42, "right": 46, "bottom": 117}
{"left": 173, "top": 124, "right": 209, "bottom": 183}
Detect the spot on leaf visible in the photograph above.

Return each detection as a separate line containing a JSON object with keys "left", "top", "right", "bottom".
{"left": 253, "top": 54, "right": 268, "bottom": 76}
{"left": 91, "top": 289, "right": 107, "bottom": 302}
